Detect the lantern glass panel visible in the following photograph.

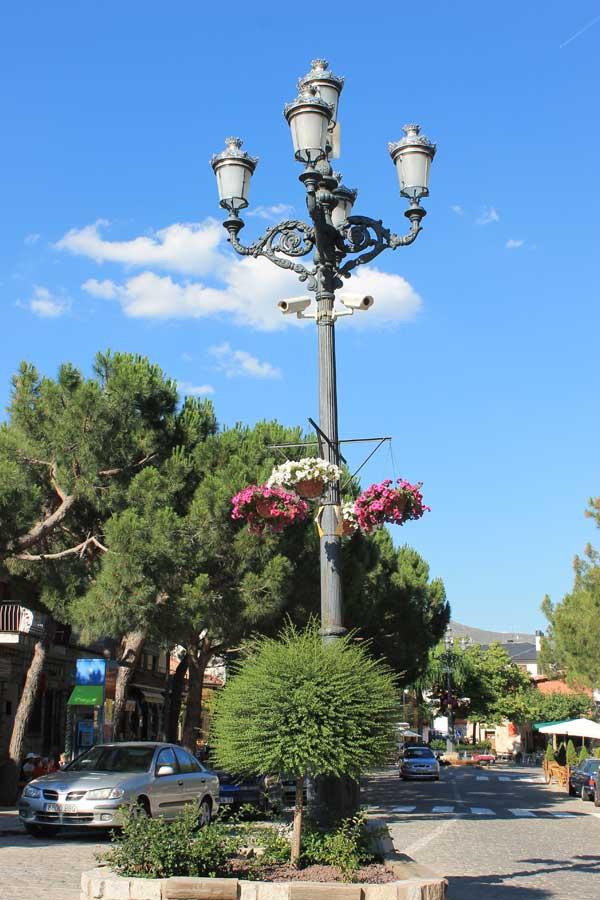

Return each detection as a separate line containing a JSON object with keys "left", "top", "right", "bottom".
{"left": 331, "top": 197, "right": 352, "bottom": 228}
{"left": 396, "top": 149, "right": 431, "bottom": 199}
{"left": 290, "top": 109, "right": 329, "bottom": 161}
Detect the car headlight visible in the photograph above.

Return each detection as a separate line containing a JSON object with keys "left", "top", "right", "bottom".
{"left": 87, "top": 788, "right": 125, "bottom": 800}
{"left": 22, "top": 785, "right": 41, "bottom": 799}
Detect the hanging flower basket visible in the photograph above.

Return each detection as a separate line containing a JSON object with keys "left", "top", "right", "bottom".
{"left": 354, "top": 478, "right": 430, "bottom": 533}
{"left": 295, "top": 477, "right": 326, "bottom": 500}
{"left": 340, "top": 501, "right": 359, "bottom": 536}
{"left": 267, "top": 457, "right": 340, "bottom": 500}
{"left": 231, "top": 484, "right": 309, "bottom": 535}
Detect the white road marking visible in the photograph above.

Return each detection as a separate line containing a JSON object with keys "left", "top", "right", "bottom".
{"left": 470, "top": 807, "right": 495, "bottom": 815}
{"left": 432, "top": 805, "right": 454, "bottom": 813}
{"left": 498, "top": 776, "right": 511, "bottom": 782}
{"left": 509, "top": 808, "right": 536, "bottom": 817}
{"left": 390, "top": 806, "right": 416, "bottom": 813}
{"left": 551, "top": 813, "right": 576, "bottom": 818}
{"left": 476, "top": 776, "right": 489, "bottom": 781}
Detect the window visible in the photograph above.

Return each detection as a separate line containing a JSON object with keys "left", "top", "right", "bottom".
{"left": 405, "top": 747, "right": 435, "bottom": 759}
{"left": 174, "top": 747, "right": 200, "bottom": 773}
{"left": 68, "top": 745, "right": 156, "bottom": 773}
{"left": 156, "top": 747, "right": 177, "bottom": 771}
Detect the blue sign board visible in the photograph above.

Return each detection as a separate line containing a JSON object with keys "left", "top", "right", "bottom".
{"left": 75, "top": 658, "right": 106, "bottom": 686}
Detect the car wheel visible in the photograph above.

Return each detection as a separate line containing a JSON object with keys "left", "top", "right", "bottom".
{"left": 133, "top": 798, "right": 151, "bottom": 818}
{"left": 568, "top": 783, "right": 576, "bottom": 796}
{"left": 24, "top": 823, "right": 58, "bottom": 838}
{"left": 581, "top": 786, "right": 591, "bottom": 801}
{"left": 198, "top": 798, "right": 212, "bottom": 827}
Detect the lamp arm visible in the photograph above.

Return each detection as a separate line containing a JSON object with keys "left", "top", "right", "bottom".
{"left": 337, "top": 211, "right": 424, "bottom": 279}
{"left": 224, "top": 217, "right": 318, "bottom": 290}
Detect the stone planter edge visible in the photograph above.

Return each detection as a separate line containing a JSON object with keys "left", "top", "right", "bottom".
{"left": 81, "top": 866, "right": 447, "bottom": 900}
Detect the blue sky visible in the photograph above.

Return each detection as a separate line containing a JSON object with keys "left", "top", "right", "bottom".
{"left": 2, "top": 2, "right": 599, "bottom": 634}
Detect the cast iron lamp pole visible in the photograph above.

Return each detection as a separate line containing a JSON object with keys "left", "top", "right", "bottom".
{"left": 211, "top": 59, "right": 436, "bottom": 643}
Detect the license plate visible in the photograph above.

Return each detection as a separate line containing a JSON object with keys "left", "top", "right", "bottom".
{"left": 219, "top": 796, "right": 234, "bottom": 804}
{"left": 45, "top": 802, "right": 79, "bottom": 813}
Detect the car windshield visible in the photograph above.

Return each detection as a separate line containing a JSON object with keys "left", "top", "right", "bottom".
{"left": 67, "top": 745, "right": 156, "bottom": 773}
{"left": 584, "top": 760, "right": 600, "bottom": 771}
{"left": 405, "top": 747, "right": 435, "bottom": 759}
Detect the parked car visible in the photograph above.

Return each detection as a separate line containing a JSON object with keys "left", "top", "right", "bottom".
{"left": 216, "top": 772, "right": 282, "bottom": 812}
{"left": 569, "top": 758, "right": 600, "bottom": 801}
{"left": 18, "top": 742, "right": 220, "bottom": 836}
{"left": 400, "top": 746, "right": 440, "bottom": 780}
{"left": 471, "top": 752, "right": 496, "bottom": 765}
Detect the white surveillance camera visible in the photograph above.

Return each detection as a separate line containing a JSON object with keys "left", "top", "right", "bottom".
{"left": 339, "top": 294, "right": 375, "bottom": 311}
{"left": 277, "top": 297, "right": 312, "bottom": 315}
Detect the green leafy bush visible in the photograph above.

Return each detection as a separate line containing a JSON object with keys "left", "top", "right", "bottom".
{"left": 566, "top": 739, "right": 578, "bottom": 767}
{"left": 212, "top": 623, "right": 398, "bottom": 862}
{"left": 545, "top": 742, "right": 555, "bottom": 763}
{"left": 429, "top": 739, "right": 446, "bottom": 751}
{"left": 100, "top": 804, "right": 238, "bottom": 879}
{"left": 579, "top": 745, "right": 589, "bottom": 764}
{"left": 301, "top": 814, "right": 379, "bottom": 880}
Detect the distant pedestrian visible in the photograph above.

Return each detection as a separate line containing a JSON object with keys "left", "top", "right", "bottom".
{"left": 21, "top": 753, "right": 39, "bottom": 782}
{"left": 58, "top": 752, "right": 68, "bottom": 769}
{"left": 32, "top": 757, "right": 48, "bottom": 778}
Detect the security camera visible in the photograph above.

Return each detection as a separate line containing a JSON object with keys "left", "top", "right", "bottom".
{"left": 277, "top": 297, "right": 312, "bottom": 315}
{"left": 339, "top": 294, "right": 375, "bottom": 311}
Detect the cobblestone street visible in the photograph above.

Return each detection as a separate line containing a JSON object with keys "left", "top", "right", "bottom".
{"left": 366, "top": 765, "right": 600, "bottom": 899}
{"left": 2, "top": 766, "right": 600, "bottom": 899}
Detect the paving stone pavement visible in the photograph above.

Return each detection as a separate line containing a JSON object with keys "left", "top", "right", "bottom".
{"left": 2, "top": 767, "right": 600, "bottom": 900}
{"left": 0, "top": 812, "right": 108, "bottom": 900}
{"left": 365, "top": 765, "right": 600, "bottom": 900}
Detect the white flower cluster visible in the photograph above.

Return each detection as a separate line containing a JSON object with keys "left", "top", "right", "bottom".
{"left": 267, "top": 457, "right": 341, "bottom": 489}
{"left": 341, "top": 501, "right": 358, "bottom": 524}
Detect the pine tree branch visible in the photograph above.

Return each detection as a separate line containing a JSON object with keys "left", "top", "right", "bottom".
{"left": 98, "top": 453, "right": 157, "bottom": 477}
{"left": 15, "top": 535, "right": 108, "bottom": 561}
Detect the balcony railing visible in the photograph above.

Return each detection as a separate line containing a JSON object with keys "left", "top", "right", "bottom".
{"left": 0, "top": 604, "right": 46, "bottom": 635}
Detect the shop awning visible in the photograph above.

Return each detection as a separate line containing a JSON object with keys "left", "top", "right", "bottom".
{"left": 535, "top": 717, "right": 600, "bottom": 739}
{"left": 67, "top": 685, "right": 104, "bottom": 706}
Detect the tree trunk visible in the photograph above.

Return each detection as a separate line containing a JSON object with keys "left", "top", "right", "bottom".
{"left": 112, "top": 629, "right": 146, "bottom": 741}
{"left": 181, "top": 637, "right": 211, "bottom": 752}
{"left": 291, "top": 775, "right": 305, "bottom": 865}
{"left": 472, "top": 721, "right": 477, "bottom": 743}
{"left": 166, "top": 653, "right": 188, "bottom": 743}
{"left": 0, "top": 624, "right": 55, "bottom": 805}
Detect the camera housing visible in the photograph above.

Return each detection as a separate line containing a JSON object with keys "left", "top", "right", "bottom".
{"left": 277, "top": 297, "right": 312, "bottom": 315}
{"left": 339, "top": 294, "right": 375, "bottom": 311}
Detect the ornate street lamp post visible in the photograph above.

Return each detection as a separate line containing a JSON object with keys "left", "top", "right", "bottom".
{"left": 211, "top": 59, "right": 436, "bottom": 644}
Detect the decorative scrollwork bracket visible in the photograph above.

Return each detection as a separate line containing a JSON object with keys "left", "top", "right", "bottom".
{"left": 224, "top": 216, "right": 318, "bottom": 291}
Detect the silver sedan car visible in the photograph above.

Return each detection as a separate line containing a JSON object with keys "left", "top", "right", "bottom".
{"left": 399, "top": 745, "right": 440, "bottom": 780}
{"left": 19, "top": 742, "right": 220, "bottom": 836}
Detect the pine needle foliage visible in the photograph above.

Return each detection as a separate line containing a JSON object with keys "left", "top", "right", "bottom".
{"left": 212, "top": 623, "right": 399, "bottom": 780}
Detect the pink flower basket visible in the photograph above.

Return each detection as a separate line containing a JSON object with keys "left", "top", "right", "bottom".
{"left": 354, "top": 479, "right": 430, "bottom": 533}
{"left": 231, "top": 484, "right": 309, "bottom": 535}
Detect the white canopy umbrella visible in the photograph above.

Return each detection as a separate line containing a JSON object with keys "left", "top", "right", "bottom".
{"left": 537, "top": 717, "right": 600, "bottom": 739}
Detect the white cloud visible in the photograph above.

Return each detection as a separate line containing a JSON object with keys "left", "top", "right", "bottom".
{"left": 57, "top": 219, "right": 226, "bottom": 277}
{"left": 476, "top": 206, "right": 500, "bottom": 226}
{"left": 450, "top": 205, "right": 464, "bottom": 216}
{"left": 67, "top": 219, "right": 421, "bottom": 331}
{"left": 181, "top": 352, "right": 193, "bottom": 363}
{"left": 247, "top": 204, "right": 295, "bottom": 220}
{"left": 24, "top": 233, "right": 41, "bottom": 245}
{"left": 505, "top": 239, "right": 525, "bottom": 249}
{"left": 22, "top": 286, "right": 69, "bottom": 318}
{"left": 209, "top": 342, "right": 281, "bottom": 379}
{"left": 82, "top": 278, "right": 119, "bottom": 299}
{"left": 177, "top": 381, "right": 215, "bottom": 396}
